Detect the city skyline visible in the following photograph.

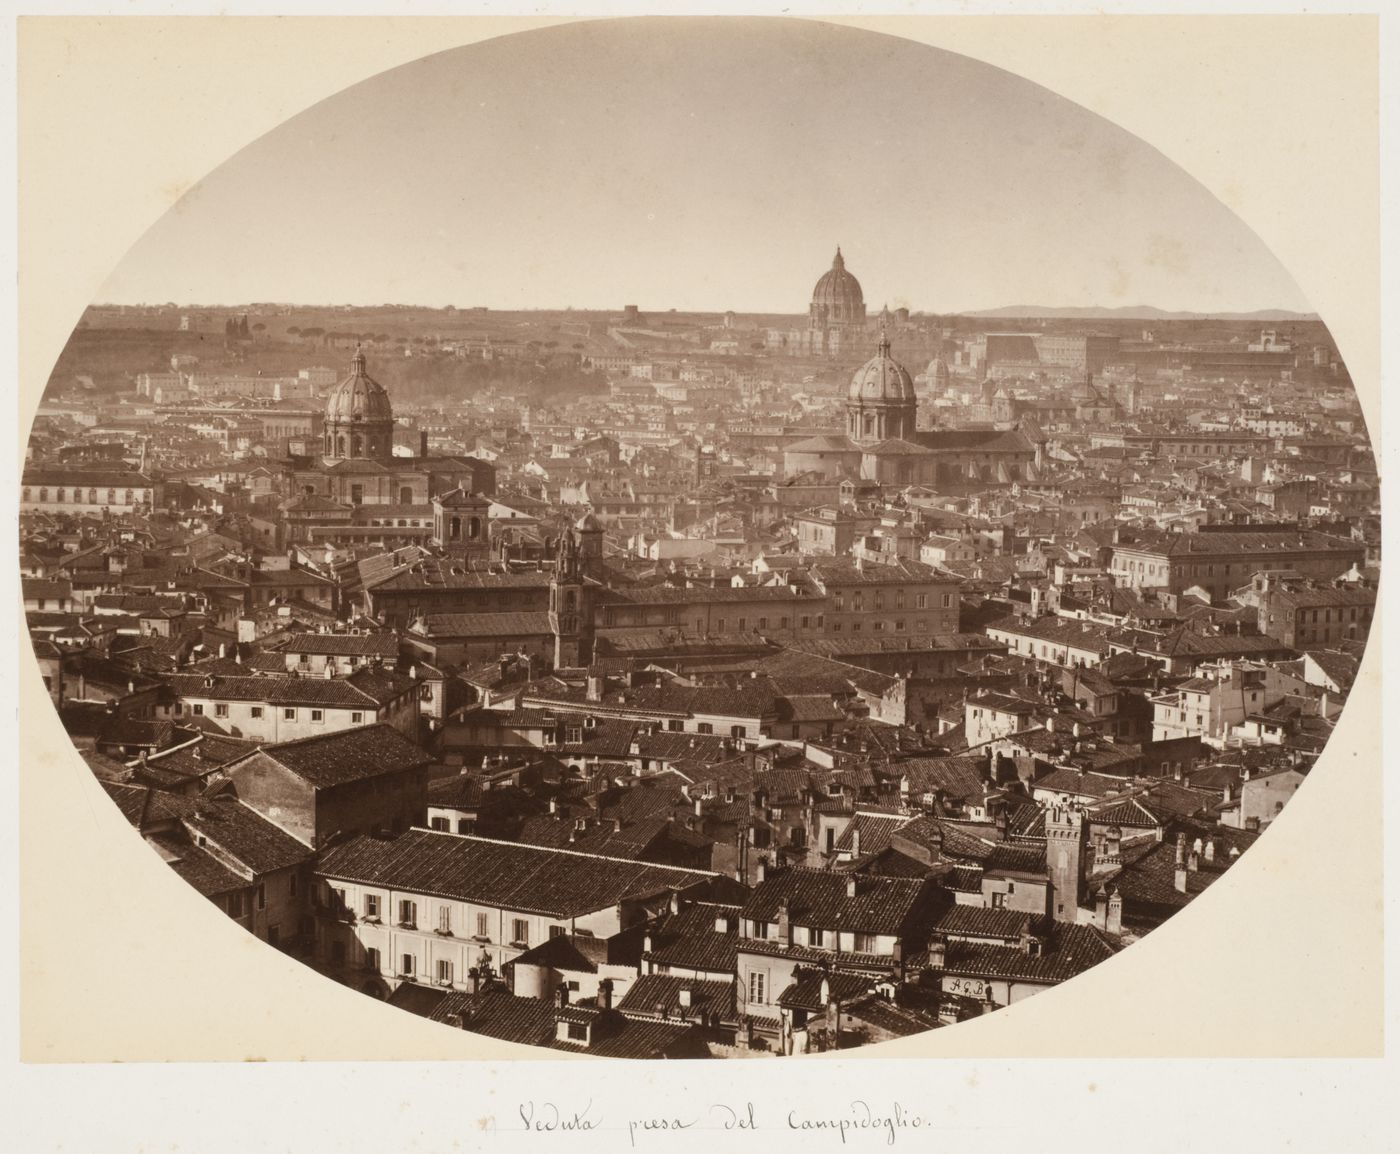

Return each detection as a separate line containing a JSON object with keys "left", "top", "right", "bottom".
{"left": 94, "top": 19, "right": 1309, "bottom": 316}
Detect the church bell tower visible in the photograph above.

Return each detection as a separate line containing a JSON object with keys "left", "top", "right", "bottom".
{"left": 548, "top": 528, "right": 595, "bottom": 669}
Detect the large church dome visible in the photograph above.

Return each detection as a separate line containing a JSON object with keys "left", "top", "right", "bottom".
{"left": 810, "top": 247, "right": 866, "bottom": 328}
{"left": 325, "top": 348, "right": 394, "bottom": 426}
{"left": 322, "top": 348, "right": 395, "bottom": 463}
{"left": 849, "top": 333, "right": 915, "bottom": 402}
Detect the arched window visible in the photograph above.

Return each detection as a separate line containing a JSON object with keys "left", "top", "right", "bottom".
{"left": 124, "top": 490, "right": 133, "bottom": 504}
{"left": 368, "top": 438, "right": 377, "bottom": 456}
{"left": 449, "top": 516, "right": 461, "bottom": 540}
{"left": 55, "top": 489, "right": 65, "bottom": 503}
{"left": 351, "top": 435, "right": 362, "bottom": 456}
{"left": 107, "top": 489, "right": 115, "bottom": 504}
{"left": 88, "top": 488, "right": 97, "bottom": 504}
{"left": 38, "top": 488, "right": 47, "bottom": 502}
{"left": 22, "top": 488, "right": 30, "bottom": 502}
{"left": 337, "top": 435, "right": 346, "bottom": 457}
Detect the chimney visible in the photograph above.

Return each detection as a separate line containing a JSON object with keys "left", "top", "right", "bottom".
{"left": 556, "top": 984, "right": 569, "bottom": 1008}
{"left": 1094, "top": 886, "right": 1109, "bottom": 928}
{"left": 850, "top": 826, "right": 862, "bottom": 858}
{"left": 1174, "top": 867, "right": 1188, "bottom": 894}
{"left": 755, "top": 857, "right": 768, "bottom": 883}
{"left": 586, "top": 672, "right": 603, "bottom": 702}
{"left": 678, "top": 987, "right": 693, "bottom": 1009}
{"left": 669, "top": 890, "right": 680, "bottom": 916}
{"left": 468, "top": 967, "right": 481, "bottom": 995}
{"left": 694, "top": 797, "right": 704, "bottom": 817}
{"left": 777, "top": 899, "right": 790, "bottom": 946}
{"left": 1204, "top": 839, "right": 1216, "bottom": 864}
{"left": 596, "top": 978, "right": 613, "bottom": 1011}
{"left": 1187, "top": 851, "right": 1200, "bottom": 872}
{"left": 927, "top": 939, "right": 946, "bottom": 969}
{"left": 846, "top": 874, "right": 858, "bottom": 898}
{"left": 1174, "top": 831, "right": 1186, "bottom": 868}
{"left": 1046, "top": 716, "right": 1056, "bottom": 733}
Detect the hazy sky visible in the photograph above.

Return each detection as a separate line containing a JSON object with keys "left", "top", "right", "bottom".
{"left": 98, "top": 18, "right": 1309, "bottom": 315}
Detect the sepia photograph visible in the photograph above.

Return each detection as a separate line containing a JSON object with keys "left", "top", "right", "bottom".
{"left": 10, "top": 7, "right": 1390, "bottom": 1131}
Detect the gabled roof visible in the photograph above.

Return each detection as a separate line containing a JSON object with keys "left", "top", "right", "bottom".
{"left": 228, "top": 723, "right": 431, "bottom": 789}
{"left": 740, "top": 867, "right": 931, "bottom": 935}
{"left": 317, "top": 828, "right": 715, "bottom": 919}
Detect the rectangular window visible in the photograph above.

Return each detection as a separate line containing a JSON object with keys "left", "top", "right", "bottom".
{"left": 430, "top": 816, "right": 450, "bottom": 831}
{"left": 436, "top": 959, "right": 453, "bottom": 985}
{"left": 751, "top": 919, "right": 769, "bottom": 939}
{"left": 991, "top": 891, "right": 1006, "bottom": 909}
{"left": 310, "top": 709, "right": 324, "bottom": 723}
{"left": 809, "top": 927, "right": 825, "bottom": 948}
{"left": 731, "top": 725, "right": 746, "bottom": 739}
{"left": 438, "top": 906, "right": 452, "bottom": 934}
{"left": 255, "top": 883, "right": 266, "bottom": 911}
{"left": 250, "top": 706, "right": 263, "bottom": 719}
{"left": 192, "top": 704, "right": 204, "bottom": 716}
{"left": 365, "top": 947, "right": 380, "bottom": 972}
{"left": 942, "top": 593, "right": 953, "bottom": 608}
{"left": 283, "top": 708, "right": 296, "bottom": 720}
{"left": 364, "top": 894, "right": 379, "bottom": 919}
{"left": 400, "top": 953, "right": 415, "bottom": 977}
{"left": 697, "top": 722, "right": 713, "bottom": 735}
{"left": 512, "top": 919, "right": 529, "bottom": 947}
{"left": 748, "top": 971, "right": 766, "bottom": 1005}
{"left": 214, "top": 703, "right": 229, "bottom": 719}
{"left": 399, "top": 899, "right": 417, "bottom": 928}
{"left": 566, "top": 1023, "right": 588, "bottom": 1041}
{"left": 476, "top": 912, "right": 489, "bottom": 939}
{"left": 549, "top": 925, "right": 566, "bottom": 939}
{"left": 351, "top": 711, "right": 363, "bottom": 724}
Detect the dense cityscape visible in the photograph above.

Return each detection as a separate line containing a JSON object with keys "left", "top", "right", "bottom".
{"left": 21, "top": 248, "right": 1378, "bottom": 1057}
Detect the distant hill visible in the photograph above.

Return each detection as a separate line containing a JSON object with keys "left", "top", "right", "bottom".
{"left": 958, "top": 305, "right": 1318, "bottom": 322}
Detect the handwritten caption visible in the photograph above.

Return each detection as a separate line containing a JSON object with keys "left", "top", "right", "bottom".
{"left": 517, "top": 1100, "right": 927, "bottom": 1146}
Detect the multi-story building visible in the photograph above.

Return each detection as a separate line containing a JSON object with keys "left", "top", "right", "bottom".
{"left": 220, "top": 724, "right": 432, "bottom": 850}
{"left": 1256, "top": 582, "right": 1375, "bottom": 649}
{"left": 1110, "top": 526, "right": 1365, "bottom": 602}
{"left": 809, "top": 558, "right": 960, "bottom": 638}
{"left": 314, "top": 828, "right": 718, "bottom": 993}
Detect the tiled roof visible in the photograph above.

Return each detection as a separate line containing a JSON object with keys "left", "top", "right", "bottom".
{"left": 741, "top": 868, "right": 931, "bottom": 935}
{"left": 776, "top": 968, "right": 876, "bottom": 1011}
{"left": 643, "top": 902, "right": 740, "bottom": 975}
{"left": 897, "top": 757, "right": 989, "bottom": 805}
{"left": 181, "top": 797, "right": 315, "bottom": 873}
{"left": 834, "top": 812, "right": 914, "bottom": 858}
{"left": 235, "top": 723, "right": 431, "bottom": 789}
{"left": 148, "top": 833, "right": 248, "bottom": 897}
{"left": 318, "top": 828, "right": 716, "bottom": 919}
{"left": 275, "top": 631, "right": 401, "bottom": 657}
{"left": 162, "top": 666, "right": 417, "bottom": 708}
{"left": 936, "top": 922, "right": 1118, "bottom": 984}
{"left": 412, "top": 612, "right": 552, "bottom": 638}
{"left": 617, "top": 974, "right": 736, "bottom": 1022}
{"left": 424, "top": 988, "right": 708, "bottom": 1058}
{"left": 933, "top": 904, "right": 1031, "bottom": 942}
